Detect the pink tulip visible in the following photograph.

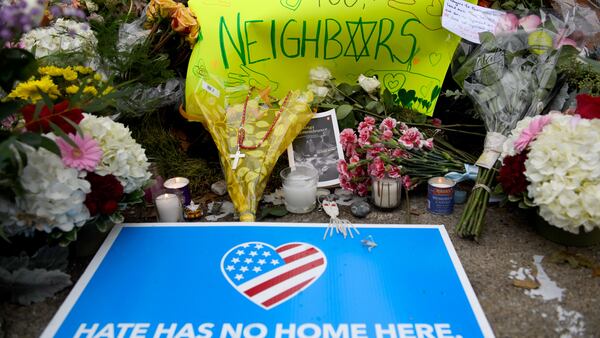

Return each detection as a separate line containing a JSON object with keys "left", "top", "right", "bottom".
{"left": 519, "top": 15, "right": 541, "bottom": 33}
{"left": 494, "top": 13, "right": 519, "bottom": 35}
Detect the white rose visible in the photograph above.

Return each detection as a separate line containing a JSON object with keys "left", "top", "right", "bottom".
{"left": 309, "top": 67, "right": 332, "bottom": 85}
{"left": 307, "top": 84, "right": 329, "bottom": 98}
{"left": 358, "top": 74, "right": 380, "bottom": 94}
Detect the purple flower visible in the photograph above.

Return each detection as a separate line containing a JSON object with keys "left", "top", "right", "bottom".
{"left": 0, "top": 0, "right": 43, "bottom": 43}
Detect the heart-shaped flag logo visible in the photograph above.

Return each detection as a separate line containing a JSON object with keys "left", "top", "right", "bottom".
{"left": 221, "top": 242, "right": 327, "bottom": 310}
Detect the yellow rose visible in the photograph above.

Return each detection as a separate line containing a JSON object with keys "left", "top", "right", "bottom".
{"left": 171, "top": 4, "right": 200, "bottom": 47}
{"left": 186, "top": 24, "right": 200, "bottom": 48}
{"left": 146, "top": 0, "right": 178, "bottom": 25}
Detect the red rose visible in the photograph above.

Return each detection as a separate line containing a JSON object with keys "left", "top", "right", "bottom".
{"left": 85, "top": 173, "right": 124, "bottom": 216}
{"left": 21, "top": 100, "right": 83, "bottom": 134}
{"left": 498, "top": 152, "right": 529, "bottom": 196}
{"left": 575, "top": 94, "right": 600, "bottom": 120}
{"left": 101, "top": 200, "right": 118, "bottom": 215}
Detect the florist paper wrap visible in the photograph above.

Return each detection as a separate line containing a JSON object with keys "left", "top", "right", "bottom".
{"left": 184, "top": 0, "right": 476, "bottom": 116}
{"left": 182, "top": 86, "right": 313, "bottom": 222}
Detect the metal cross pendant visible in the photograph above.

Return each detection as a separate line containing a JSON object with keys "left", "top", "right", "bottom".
{"left": 229, "top": 147, "right": 245, "bottom": 170}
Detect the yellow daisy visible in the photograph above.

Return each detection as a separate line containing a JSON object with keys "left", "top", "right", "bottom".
{"left": 38, "top": 66, "right": 78, "bottom": 81}
{"left": 74, "top": 66, "right": 93, "bottom": 74}
{"left": 6, "top": 76, "right": 61, "bottom": 102}
{"left": 83, "top": 86, "right": 98, "bottom": 96}
{"left": 66, "top": 85, "right": 80, "bottom": 94}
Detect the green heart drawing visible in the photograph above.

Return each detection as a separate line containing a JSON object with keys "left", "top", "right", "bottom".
{"left": 426, "top": 0, "right": 443, "bottom": 16}
{"left": 420, "top": 83, "right": 432, "bottom": 98}
{"left": 388, "top": 0, "right": 417, "bottom": 8}
{"left": 280, "top": 0, "right": 302, "bottom": 11}
{"left": 397, "top": 89, "right": 416, "bottom": 107}
{"left": 383, "top": 73, "right": 406, "bottom": 91}
{"left": 429, "top": 52, "right": 442, "bottom": 66}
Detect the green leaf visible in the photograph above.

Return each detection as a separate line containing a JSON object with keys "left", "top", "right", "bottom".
{"left": 61, "top": 116, "right": 84, "bottom": 136}
{"left": 382, "top": 89, "right": 393, "bottom": 110}
{"left": 337, "top": 83, "right": 356, "bottom": 96}
{"left": 336, "top": 104, "right": 353, "bottom": 120}
{"left": 365, "top": 101, "right": 379, "bottom": 112}
{"left": 109, "top": 212, "right": 124, "bottom": 224}
{"left": 38, "top": 89, "right": 54, "bottom": 112}
{"left": 16, "top": 132, "right": 43, "bottom": 148}
{"left": 48, "top": 121, "right": 77, "bottom": 148}
{"left": 121, "top": 189, "right": 145, "bottom": 204}
{"left": 64, "top": 229, "right": 77, "bottom": 242}
{"left": 97, "top": 219, "right": 114, "bottom": 233}
{"left": 337, "top": 111, "right": 356, "bottom": 130}
{"left": 33, "top": 100, "right": 45, "bottom": 125}
{"left": 39, "top": 136, "right": 60, "bottom": 156}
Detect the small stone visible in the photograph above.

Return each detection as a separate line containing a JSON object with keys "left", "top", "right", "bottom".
{"left": 211, "top": 180, "right": 227, "bottom": 196}
{"left": 318, "top": 193, "right": 338, "bottom": 204}
{"left": 351, "top": 201, "right": 371, "bottom": 218}
{"left": 316, "top": 188, "right": 330, "bottom": 198}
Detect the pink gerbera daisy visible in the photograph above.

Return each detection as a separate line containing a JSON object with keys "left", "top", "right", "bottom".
{"left": 56, "top": 133, "right": 103, "bottom": 171}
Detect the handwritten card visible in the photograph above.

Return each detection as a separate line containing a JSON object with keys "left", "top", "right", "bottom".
{"left": 442, "top": 0, "right": 505, "bottom": 44}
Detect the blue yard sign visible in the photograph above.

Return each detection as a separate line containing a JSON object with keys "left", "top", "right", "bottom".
{"left": 43, "top": 223, "right": 494, "bottom": 338}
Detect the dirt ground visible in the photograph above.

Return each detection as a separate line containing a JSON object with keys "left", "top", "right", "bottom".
{"left": 1, "top": 195, "right": 599, "bottom": 338}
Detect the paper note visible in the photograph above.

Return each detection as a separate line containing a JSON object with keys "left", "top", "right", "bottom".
{"left": 442, "top": 0, "right": 505, "bottom": 44}
{"left": 186, "top": 0, "right": 478, "bottom": 117}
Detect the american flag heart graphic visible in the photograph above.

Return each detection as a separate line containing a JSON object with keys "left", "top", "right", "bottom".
{"left": 220, "top": 242, "right": 327, "bottom": 310}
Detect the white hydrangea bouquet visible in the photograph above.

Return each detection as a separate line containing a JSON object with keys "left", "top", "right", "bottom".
{"left": 499, "top": 107, "right": 600, "bottom": 236}
{"left": 20, "top": 18, "right": 99, "bottom": 67}
{"left": 0, "top": 111, "right": 151, "bottom": 246}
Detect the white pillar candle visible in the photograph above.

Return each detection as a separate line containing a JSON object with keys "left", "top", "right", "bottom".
{"left": 372, "top": 176, "right": 402, "bottom": 209}
{"left": 281, "top": 165, "right": 318, "bottom": 214}
{"left": 155, "top": 193, "right": 182, "bottom": 222}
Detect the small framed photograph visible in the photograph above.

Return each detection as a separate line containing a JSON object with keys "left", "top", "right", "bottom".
{"left": 287, "top": 109, "right": 345, "bottom": 187}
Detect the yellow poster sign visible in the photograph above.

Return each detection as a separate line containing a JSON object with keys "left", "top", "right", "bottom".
{"left": 186, "top": 0, "right": 473, "bottom": 117}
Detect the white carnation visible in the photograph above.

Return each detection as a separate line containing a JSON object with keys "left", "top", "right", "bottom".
{"left": 357, "top": 74, "right": 380, "bottom": 94}
{"left": 525, "top": 115, "right": 600, "bottom": 233}
{"left": 21, "top": 18, "right": 97, "bottom": 60}
{"left": 79, "top": 114, "right": 151, "bottom": 193}
{"left": 1, "top": 145, "right": 91, "bottom": 235}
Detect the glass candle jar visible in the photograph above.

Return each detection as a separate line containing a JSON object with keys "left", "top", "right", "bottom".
{"left": 371, "top": 175, "right": 402, "bottom": 209}
{"left": 280, "top": 165, "right": 319, "bottom": 214}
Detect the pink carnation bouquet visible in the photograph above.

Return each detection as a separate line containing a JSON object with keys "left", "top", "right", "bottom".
{"left": 337, "top": 116, "right": 473, "bottom": 196}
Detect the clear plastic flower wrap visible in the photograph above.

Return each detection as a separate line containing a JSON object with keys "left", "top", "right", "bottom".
{"left": 115, "top": 78, "right": 185, "bottom": 115}
{"left": 451, "top": 6, "right": 597, "bottom": 238}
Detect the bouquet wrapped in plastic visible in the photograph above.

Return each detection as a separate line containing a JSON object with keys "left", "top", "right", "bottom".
{"left": 182, "top": 85, "right": 313, "bottom": 222}
{"left": 452, "top": 7, "right": 595, "bottom": 238}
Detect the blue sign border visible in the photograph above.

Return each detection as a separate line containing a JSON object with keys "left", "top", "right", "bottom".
{"left": 42, "top": 223, "right": 495, "bottom": 338}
